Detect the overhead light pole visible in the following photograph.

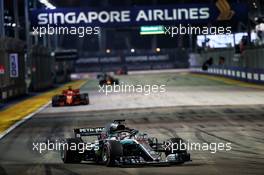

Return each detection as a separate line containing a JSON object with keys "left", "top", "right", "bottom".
{"left": 0, "top": 0, "right": 4, "bottom": 37}
{"left": 0, "top": 0, "right": 4, "bottom": 103}
{"left": 13, "top": 0, "right": 19, "bottom": 39}
{"left": 24, "top": 0, "right": 31, "bottom": 94}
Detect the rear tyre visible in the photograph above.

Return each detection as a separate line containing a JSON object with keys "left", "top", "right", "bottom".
{"left": 83, "top": 93, "right": 90, "bottom": 105}
{"left": 85, "top": 98, "right": 89, "bottom": 105}
{"left": 61, "top": 138, "right": 83, "bottom": 164}
{"left": 52, "top": 101, "right": 57, "bottom": 107}
{"left": 114, "top": 79, "right": 119, "bottom": 85}
{"left": 52, "top": 95, "right": 59, "bottom": 107}
{"left": 102, "top": 140, "right": 123, "bottom": 167}
{"left": 99, "top": 80, "right": 105, "bottom": 87}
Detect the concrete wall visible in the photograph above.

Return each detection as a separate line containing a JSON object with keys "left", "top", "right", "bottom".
{"left": 30, "top": 45, "right": 54, "bottom": 91}
{"left": 75, "top": 49, "right": 189, "bottom": 73}
{"left": 191, "top": 46, "right": 264, "bottom": 84}
{"left": 241, "top": 47, "right": 264, "bottom": 69}
{"left": 196, "top": 46, "right": 264, "bottom": 69}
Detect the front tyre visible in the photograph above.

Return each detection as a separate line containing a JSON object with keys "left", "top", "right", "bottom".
{"left": 52, "top": 95, "right": 59, "bottom": 107}
{"left": 102, "top": 140, "right": 123, "bottom": 167}
{"left": 80, "top": 93, "right": 89, "bottom": 105}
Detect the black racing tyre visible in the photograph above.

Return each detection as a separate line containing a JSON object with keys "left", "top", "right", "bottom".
{"left": 80, "top": 93, "right": 89, "bottom": 105}
{"left": 85, "top": 96, "right": 90, "bottom": 105}
{"left": 165, "top": 138, "right": 187, "bottom": 156}
{"left": 99, "top": 80, "right": 105, "bottom": 86}
{"left": 51, "top": 101, "right": 57, "bottom": 107}
{"left": 52, "top": 95, "right": 59, "bottom": 107}
{"left": 113, "top": 79, "right": 119, "bottom": 85}
{"left": 102, "top": 140, "right": 123, "bottom": 167}
{"left": 61, "top": 138, "right": 83, "bottom": 164}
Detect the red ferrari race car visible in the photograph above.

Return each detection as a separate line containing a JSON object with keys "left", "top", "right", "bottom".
{"left": 52, "top": 87, "right": 89, "bottom": 107}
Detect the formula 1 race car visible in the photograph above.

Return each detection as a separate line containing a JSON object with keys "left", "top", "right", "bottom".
{"left": 61, "top": 120, "right": 191, "bottom": 166}
{"left": 52, "top": 87, "right": 89, "bottom": 107}
{"left": 114, "top": 67, "right": 128, "bottom": 75}
{"left": 97, "top": 73, "right": 119, "bottom": 86}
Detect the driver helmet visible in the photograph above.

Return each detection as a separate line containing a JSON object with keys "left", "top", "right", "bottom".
{"left": 109, "top": 123, "right": 126, "bottom": 133}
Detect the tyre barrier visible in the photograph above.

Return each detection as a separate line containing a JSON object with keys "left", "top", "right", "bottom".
{"left": 0, "top": 37, "right": 26, "bottom": 102}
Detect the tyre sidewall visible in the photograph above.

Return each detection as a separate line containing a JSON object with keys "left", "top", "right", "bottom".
{"left": 61, "top": 138, "right": 83, "bottom": 163}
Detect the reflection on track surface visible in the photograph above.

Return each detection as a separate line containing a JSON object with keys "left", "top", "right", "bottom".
{"left": 0, "top": 105, "right": 263, "bottom": 175}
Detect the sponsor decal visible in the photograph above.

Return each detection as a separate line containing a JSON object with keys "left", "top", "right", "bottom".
{"left": 30, "top": 2, "right": 248, "bottom": 27}
{"left": 0, "top": 65, "right": 5, "bottom": 74}
{"left": 9, "top": 53, "right": 19, "bottom": 78}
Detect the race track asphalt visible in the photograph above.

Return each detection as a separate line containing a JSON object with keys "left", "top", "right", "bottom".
{"left": 0, "top": 72, "right": 263, "bottom": 175}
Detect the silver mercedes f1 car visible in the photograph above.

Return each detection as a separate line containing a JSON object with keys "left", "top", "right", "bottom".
{"left": 61, "top": 120, "right": 191, "bottom": 166}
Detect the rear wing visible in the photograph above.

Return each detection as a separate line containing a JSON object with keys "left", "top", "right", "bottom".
{"left": 74, "top": 127, "right": 105, "bottom": 137}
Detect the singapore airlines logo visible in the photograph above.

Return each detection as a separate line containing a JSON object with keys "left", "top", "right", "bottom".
{"left": 216, "top": 0, "right": 235, "bottom": 20}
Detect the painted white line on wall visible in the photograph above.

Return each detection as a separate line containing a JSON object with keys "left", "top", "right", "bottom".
{"left": 232, "top": 71, "right": 236, "bottom": 77}
{"left": 236, "top": 71, "right": 241, "bottom": 78}
{"left": 228, "top": 70, "right": 231, "bottom": 76}
{"left": 242, "top": 72, "right": 246, "bottom": 78}
{"left": 0, "top": 102, "right": 51, "bottom": 140}
{"left": 261, "top": 74, "right": 264, "bottom": 81}
{"left": 254, "top": 73, "right": 259, "bottom": 80}
{"left": 247, "top": 73, "right": 252, "bottom": 80}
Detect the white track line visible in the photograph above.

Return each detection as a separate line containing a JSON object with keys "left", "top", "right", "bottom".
{"left": 0, "top": 102, "right": 51, "bottom": 140}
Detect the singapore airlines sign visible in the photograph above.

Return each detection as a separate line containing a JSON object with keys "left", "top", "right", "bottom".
{"left": 30, "top": 2, "right": 248, "bottom": 27}
{"left": 37, "top": 8, "right": 210, "bottom": 25}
